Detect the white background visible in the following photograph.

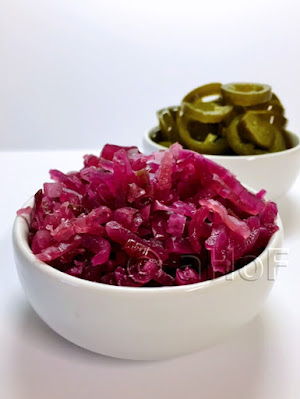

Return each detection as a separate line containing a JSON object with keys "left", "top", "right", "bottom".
{"left": 1, "top": 0, "right": 300, "bottom": 149}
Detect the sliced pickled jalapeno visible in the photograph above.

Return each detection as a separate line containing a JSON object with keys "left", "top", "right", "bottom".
{"left": 267, "top": 93, "right": 285, "bottom": 114}
{"left": 246, "top": 93, "right": 285, "bottom": 115}
{"left": 239, "top": 112, "right": 276, "bottom": 149}
{"left": 177, "top": 112, "right": 229, "bottom": 155}
{"left": 157, "top": 107, "right": 179, "bottom": 142}
{"left": 250, "top": 110, "right": 286, "bottom": 129}
{"left": 269, "top": 129, "right": 286, "bottom": 152}
{"left": 181, "top": 101, "right": 233, "bottom": 124}
{"left": 168, "top": 105, "right": 179, "bottom": 119}
{"left": 226, "top": 116, "right": 266, "bottom": 155}
{"left": 182, "top": 82, "right": 222, "bottom": 103}
{"left": 151, "top": 82, "right": 290, "bottom": 156}
{"left": 221, "top": 83, "right": 272, "bottom": 106}
{"left": 226, "top": 114, "right": 286, "bottom": 155}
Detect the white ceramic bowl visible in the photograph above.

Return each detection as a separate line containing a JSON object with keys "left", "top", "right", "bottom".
{"left": 13, "top": 198, "right": 283, "bottom": 360}
{"left": 142, "top": 129, "right": 300, "bottom": 200}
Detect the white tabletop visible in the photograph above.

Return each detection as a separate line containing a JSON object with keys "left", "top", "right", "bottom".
{"left": 1, "top": 149, "right": 299, "bottom": 399}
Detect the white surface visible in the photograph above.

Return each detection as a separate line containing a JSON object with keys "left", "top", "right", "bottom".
{"left": 13, "top": 199, "right": 282, "bottom": 360}
{"left": 0, "top": 149, "right": 300, "bottom": 397}
{"left": 1, "top": 0, "right": 300, "bottom": 149}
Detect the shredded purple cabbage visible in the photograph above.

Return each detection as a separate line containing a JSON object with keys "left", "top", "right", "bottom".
{"left": 17, "top": 143, "right": 279, "bottom": 287}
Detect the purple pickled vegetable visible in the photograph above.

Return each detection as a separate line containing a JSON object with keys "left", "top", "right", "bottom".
{"left": 165, "top": 237, "right": 193, "bottom": 254}
{"left": 188, "top": 207, "right": 211, "bottom": 252}
{"left": 167, "top": 214, "right": 186, "bottom": 237}
{"left": 154, "top": 151, "right": 173, "bottom": 192}
{"left": 18, "top": 143, "right": 279, "bottom": 286}
{"left": 199, "top": 199, "right": 250, "bottom": 238}
{"left": 153, "top": 268, "right": 175, "bottom": 286}
{"left": 175, "top": 267, "right": 200, "bottom": 285}
{"left": 43, "top": 182, "right": 62, "bottom": 198}
{"left": 31, "top": 230, "right": 53, "bottom": 254}
{"left": 113, "top": 207, "right": 139, "bottom": 230}
{"left": 36, "top": 235, "right": 82, "bottom": 262}
{"left": 82, "top": 235, "right": 111, "bottom": 266}
{"left": 66, "top": 264, "right": 84, "bottom": 277}
{"left": 114, "top": 266, "right": 140, "bottom": 287}
{"left": 127, "top": 259, "right": 159, "bottom": 284}
{"left": 100, "top": 144, "right": 136, "bottom": 161}
{"left": 205, "top": 225, "right": 234, "bottom": 273}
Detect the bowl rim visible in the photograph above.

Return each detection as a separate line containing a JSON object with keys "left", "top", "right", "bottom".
{"left": 13, "top": 196, "right": 283, "bottom": 295}
{"left": 144, "top": 127, "right": 300, "bottom": 160}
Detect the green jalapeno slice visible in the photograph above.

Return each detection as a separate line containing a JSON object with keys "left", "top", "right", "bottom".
{"left": 221, "top": 83, "right": 272, "bottom": 106}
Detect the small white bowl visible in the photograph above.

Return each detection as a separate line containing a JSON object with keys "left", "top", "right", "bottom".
{"left": 13, "top": 198, "right": 283, "bottom": 360}
{"left": 142, "top": 129, "right": 300, "bottom": 200}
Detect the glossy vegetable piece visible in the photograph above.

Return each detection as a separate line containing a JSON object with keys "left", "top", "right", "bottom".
{"left": 248, "top": 110, "right": 286, "bottom": 129}
{"left": 177, "top": 112, "right": 229, "bottom": 155}
{"left": 246, "top": 93, "right": 285, "bottom": 115}
{"left": 268, "top": 93, "right": 285, "bottom": 114}
{"left": 157, "top": 106, "right": 179, "bottom": 142}
{"left": 181, "top": 82, "right": 233, "bottom": 124}
{"left": 221, "top": 82, "right": 272, "bottom": 106}
{"left": 226, "top": 116, "right": 265, "bottom": 155}
{"left": 181, "top": 101, "right": 233, "bottom": 124}
{"left": 239, "top": 111, "right": 286, "bottom": 152}
{"left": 269, "top": 128, "right": 286, "bottom": 152}
{"left": 182, "top": 82, "right": 222, "bottom": 103}
{"left": 244, "top": 92, "right": 287, "bottom": 130}
{"left": 239, "top": 111, "right": 276, "bottom": 149}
